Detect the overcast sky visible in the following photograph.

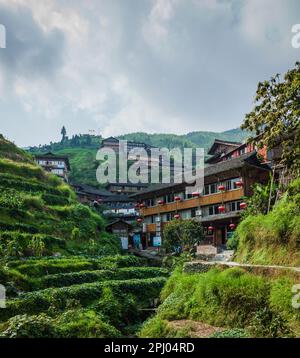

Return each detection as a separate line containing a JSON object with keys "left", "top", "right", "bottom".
{"left": 0, "top": 0, "right": 299, "bottom": 147}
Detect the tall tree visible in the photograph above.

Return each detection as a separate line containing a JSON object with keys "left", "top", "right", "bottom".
{"left": 241, "top": 62, "right": 300, "bottom": 176}
{"left": 61, "top": 126, "right": 67, "bottom": 142}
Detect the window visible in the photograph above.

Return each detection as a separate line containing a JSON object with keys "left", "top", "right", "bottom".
{"left": 226, "top": 201, "right": 241, "bottom": 212}
{"left": 204, "top": 185, "right": 210, "bottom": 195}
{"left": 210, "top": 183, "right": 217, "bottom": 194}
{"left": 191, "top": 208, "right": 197, "bottom": 218}
{"left": 166, "top": 193, "right": 174, "bottom": 203}
{"left": 208, "top": 205, "right": 219, "bottom": 216}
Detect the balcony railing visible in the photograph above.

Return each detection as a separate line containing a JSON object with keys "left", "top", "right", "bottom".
{"left": 140, "top": 188, "right": 244, "bottom": 216}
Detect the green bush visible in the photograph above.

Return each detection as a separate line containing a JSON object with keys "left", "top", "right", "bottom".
{"left": 0, "top": 221, "right": 38, "bottom": 234}
{"left": 0, "top": 314, "right": 56, "bottom": 338}
{"left": 234, "top": 179, "right": 300, "bottom": 266}
{"left": 0, "top": 309, "right": 121, "bottom": 338}
{"left": 163, "top": 219, "right": 204, "bottom": 254}
{"left": 0, "top": 277, "right": 167, "bottom": 321}
{"left": 139, "top": 316, "right": 191, "bottom": 338}
{"left": 42, "top": 193, "right": 70, "bottom": 206}
{"left": 0, "top": 159, "right": 46, "bottom": 181}
{"left": 0, "top": 231, "right": 66, "bottom": 258}
{"left": 210, "top": 328, "right": 250, "bottom": 338}
{"left": 145, "top": 266, "right": 300, "bottom": 337}
{"left": 35, "top": 267, "right": 169, "bottom": 289}
{"left": 54, "top": 309, "right": 121, "bottom": 338}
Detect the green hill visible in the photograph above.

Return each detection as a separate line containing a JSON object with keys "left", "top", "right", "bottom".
{"left": 0, "top": 134, "right": 119, "bottom": 257}
{"left": 0, "top": 134, "right": 168, "bottom": 338}
{"left": 28, "top": 128, "right": 249, "bottom": 186}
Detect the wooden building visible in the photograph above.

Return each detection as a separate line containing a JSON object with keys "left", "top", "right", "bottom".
{"left": 106, "top": 219, "right": 133, "bottom": 250}
{"left": 71, "top": 183, "right": 112, "bottom": 204}
{"left": 35, "top": 152, "right": 70, "bottom": 182}
{"left": 106, "top": 182, "right": 149, "bottom": 195}
{"left": 132, "top": 144, "right": 270, "bottom": 248}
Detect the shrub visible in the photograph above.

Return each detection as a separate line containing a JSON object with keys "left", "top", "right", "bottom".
{"left": 0, "top": 310, "right": 121, "bottom": 338}
{"left": 163, "top": 219, "right": 204, "bottom": 254}
{"left": 71, "top": 227, "right": 80, "bottom": 241}
{"left": 210, "top": 328, "right": 250, "bottom": 338}
{"left": 35, "top": 267, "right": 169, "bottom": 289}
{"left": 234, "top": 179, "right": 300, "bottom": 265}
{"left": 0, "top": 277, "right": 167, "bottom": 321}
{"left": 54, "top": 309, "right": 121, "bottom": 338}
{"left": 22, "top": 195, "right": 44, "bottom": 210}
{"left": 0, "top": 314, "right": 56, "bottom": 338}
{"left": 42, "top": 193, "right": 70, "bottom": 206}
{"left": 0, "top": 159, "right": 45, "bottom": 180}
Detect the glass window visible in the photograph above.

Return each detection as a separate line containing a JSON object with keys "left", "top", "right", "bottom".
{"left": 204, "top": 185, "right": 210, "bottom": 195}
{"left": 210, "top": 183, "right": 217, "bottom": 194}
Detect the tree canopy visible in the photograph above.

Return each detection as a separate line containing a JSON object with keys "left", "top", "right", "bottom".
{"left": 241, "top": 62, "right": 300, "bottom": 176}
{"left": 163, "top": 219, "right": 204, "bottom": 254}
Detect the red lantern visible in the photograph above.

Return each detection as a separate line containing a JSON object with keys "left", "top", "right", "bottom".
{"left": 157, "top": 200, "right": 164, "bottom": 205}
{"left": 192, "top": 192, "right": 200, "bottom": 197}
{"left": 235, "top": 181, "right": 243, "bottom": 188}
{"left": 229, "top": 223, "right": 236, "bottom": 230}
{"left": 218, "top": 185, "right": 225, "bottom": 191}
{"left": 174, "top": 196, "right": 181, "bottom": 201}
{"left": 218, "top": 205, "right": 225, "bottom": 213}
{"left": 137, "top": 218, "right": 143, "bottom": 223}
{"left": 174, "top": 214, "right": 181, "bottom": 219}
{"left": 240, "top": 202, "right": 247, "bottom": 210}
{"left": 139, "top": 203, "right": 145, "bottom": 208}
{"left": 208, "top": 226, "right": 214, "bottom": 232}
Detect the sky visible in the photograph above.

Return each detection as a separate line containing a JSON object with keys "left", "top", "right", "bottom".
{"left": 0, "top": 0, "right": 299, "bottom": 147}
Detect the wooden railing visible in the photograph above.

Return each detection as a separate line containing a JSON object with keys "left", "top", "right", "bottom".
{"left": 140, "top": 188, "right": 244, "bottom": 216}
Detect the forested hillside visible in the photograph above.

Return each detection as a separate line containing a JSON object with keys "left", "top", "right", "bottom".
{"left": 27, "top": 128, "right": 248, "bottom": 186}
{"left": 0, "top": 134, "right": 168, "bottom": 337}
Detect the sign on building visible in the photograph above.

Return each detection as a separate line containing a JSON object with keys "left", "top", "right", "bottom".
{"left": 153, "top": 236, "right": 161, "bottom": 247}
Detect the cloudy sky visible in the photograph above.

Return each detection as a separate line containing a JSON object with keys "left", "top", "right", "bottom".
{"left": 0, "top": 0, "right": 299, "bottom": 147}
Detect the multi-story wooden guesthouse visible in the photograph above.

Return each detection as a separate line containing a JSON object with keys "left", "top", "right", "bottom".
{"left": 132, "top": 140, "right": 270, "bottom": 247}
{"left": 35, "top": 152, "right": 70, "bottom": 182}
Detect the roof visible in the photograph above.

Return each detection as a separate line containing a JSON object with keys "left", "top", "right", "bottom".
{"left": 207, "top": 139, "right": 242, "bottom": 155}
{"left": 106, "top": 182, "right": 149, "bottom": 188}
{"left": 106, "top": 219, "right": 133, "bottom": 229}
{"left": 131, "top": 151, "right": 270, "bottom": 199}
{"left": 35, "top": 152, "right": 71, "bottom": 170}
{"left": 71, "top": 183, "right": 112, "bottom": 197}
{"left": 102, "top": 194, "right": 135, "bottom": 203}
{"left": 101, "top": 137, "right": 156, "bottom": 149}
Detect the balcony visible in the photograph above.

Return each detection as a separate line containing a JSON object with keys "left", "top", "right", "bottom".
{"left": 140, "top": 188, "right": 244, "bottom": 216}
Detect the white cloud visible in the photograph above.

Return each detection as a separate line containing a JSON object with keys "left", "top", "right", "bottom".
{"left": 0, "top": 0, "right": 299, "bottom": 146}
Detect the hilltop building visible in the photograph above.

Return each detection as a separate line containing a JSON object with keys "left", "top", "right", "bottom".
{"left": 35, "top": 152, "right": 70, "bottom": 182}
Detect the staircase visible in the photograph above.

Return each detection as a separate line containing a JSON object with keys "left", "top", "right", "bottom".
{"left": 196, "top": 244, "right": 234, "bottom": 262}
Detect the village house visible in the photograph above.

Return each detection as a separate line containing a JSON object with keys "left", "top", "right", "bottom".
{"left": 132, "top": 139, "right": 271, "bottom": 248}
{"left": 35, "top": 152, "right": 70, "bottom": 182}
{"left": 106, "top": 182, "right": 149, "bottom": 195}
{"left": 71, "top": 183, "right": 112, "bottom": 204}
{"left": 100, "top": 136, "right": 155, "bottom": 153}
{"left": 106, "top": 219, "right": 134, "bottom": 250}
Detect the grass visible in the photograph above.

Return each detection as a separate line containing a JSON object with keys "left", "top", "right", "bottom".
{"left": 139, "top": 266, "right": 300, "bottom": 338}
{"left": 233, "top": 179, "right": 300, "bottom": 266}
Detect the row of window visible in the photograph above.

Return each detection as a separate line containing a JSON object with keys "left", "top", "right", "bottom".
{"left": 143, "top": 177, "right": 241, "bottom": 207}
{"left": 38, "top": 160, "right": 66, "bottom": 167}
{"left": 144, "top": 201, "right": 241, "bottom": 224}
{"left": 203, "top": 201, "right": 241, "bottom": 216}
